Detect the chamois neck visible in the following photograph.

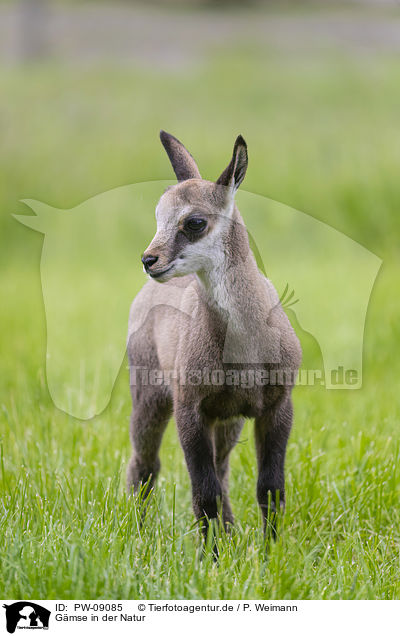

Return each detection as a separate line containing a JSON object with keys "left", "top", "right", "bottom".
{"left": 196, "top": 211, "right": 267, "bottom": 321}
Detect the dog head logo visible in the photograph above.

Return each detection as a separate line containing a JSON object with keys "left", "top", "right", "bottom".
{"left": 3, "top": 602, "right": 50, "bottom": 633}
{"left": 15, "top": 182, "right": 381, "bottom": 419}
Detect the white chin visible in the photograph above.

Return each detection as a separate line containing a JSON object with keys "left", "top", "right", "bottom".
{"left": 151, "top": 268, "right": 176, "bottom": 283}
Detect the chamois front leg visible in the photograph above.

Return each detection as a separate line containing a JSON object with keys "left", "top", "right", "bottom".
{"left": 214, "top": 418, "right": 244, "bottom": 527}
{"left": 255, "top": 395, "right": 293, "bottom": 540}
{"left": 175, "top": 404, "right": 223, "bottom": 540}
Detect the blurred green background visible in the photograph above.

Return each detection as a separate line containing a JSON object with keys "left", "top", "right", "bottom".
{"left": 1, "top": 0, "right": 400, "bottom": 599}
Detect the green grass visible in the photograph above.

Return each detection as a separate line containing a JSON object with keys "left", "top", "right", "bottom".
{"left": 1, "top": 33, "right": 400, "bottom": 599}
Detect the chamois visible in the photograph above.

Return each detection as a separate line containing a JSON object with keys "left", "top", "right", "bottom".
{"left": 127, "top": 132, "right": 301, "bottom": 540}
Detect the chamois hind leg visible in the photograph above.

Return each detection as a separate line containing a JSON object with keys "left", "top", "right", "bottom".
{"left": 126, "top": 381, "right": 172, "bottom": 500}
{"left": 213, "top": 418, "right": 244, "bottom": 527}
{"left": 255, "top": 394, "right": 293, "bottom": 540}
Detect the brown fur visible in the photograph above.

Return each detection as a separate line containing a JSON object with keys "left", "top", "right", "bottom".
{"left": 127, "top": 132, "right": 302, "bottom": 543}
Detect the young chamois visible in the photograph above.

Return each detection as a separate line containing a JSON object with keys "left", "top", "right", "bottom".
{"left": 127, "top": 132, "right": 301, "bottom": 540}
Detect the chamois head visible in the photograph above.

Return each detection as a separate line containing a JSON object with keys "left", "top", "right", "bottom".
{"left": 141, "top": 131, "right": 248, "bottom": 282}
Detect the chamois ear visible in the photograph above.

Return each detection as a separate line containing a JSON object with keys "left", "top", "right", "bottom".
{"left": 216, "top": 135, "right": 248, "bottom": 192}
{"left": 160, "top": 131, "right": 201, "bottom": 182}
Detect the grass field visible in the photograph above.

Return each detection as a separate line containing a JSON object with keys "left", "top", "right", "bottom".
{"left": 1, "top": 6, "right": 400, "bottom": 599}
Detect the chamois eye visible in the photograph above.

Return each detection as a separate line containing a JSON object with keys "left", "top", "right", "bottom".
{"left": 185, "top": 218, "right": 207, "bottom": 233}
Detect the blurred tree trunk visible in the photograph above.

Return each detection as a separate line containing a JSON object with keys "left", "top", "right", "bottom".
{"left": 19, "top": 0, "right": 48, "bottom": 61}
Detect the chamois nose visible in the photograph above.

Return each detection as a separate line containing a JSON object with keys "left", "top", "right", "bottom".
{"left": 142, "top": 254, "right": 159, "bottom": 270}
